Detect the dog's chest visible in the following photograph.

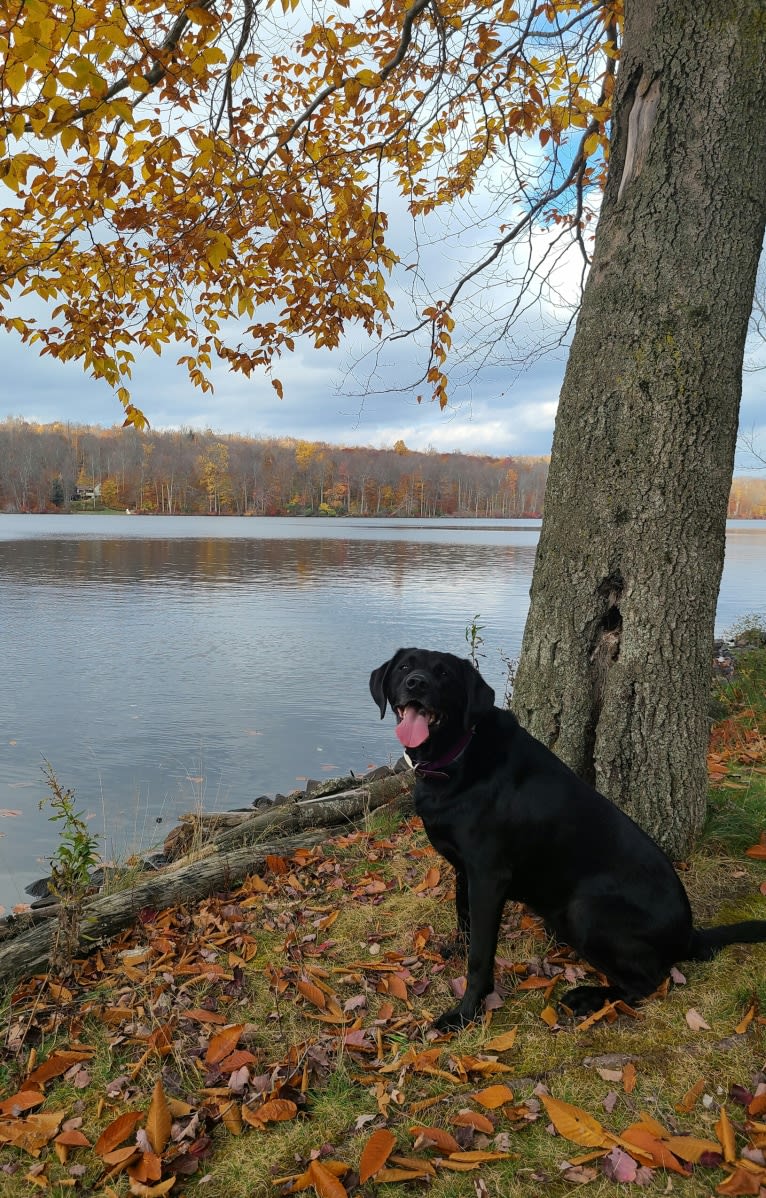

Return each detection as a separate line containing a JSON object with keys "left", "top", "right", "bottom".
{"left": 414, "top": 781, "right": 482, "bottom": 867}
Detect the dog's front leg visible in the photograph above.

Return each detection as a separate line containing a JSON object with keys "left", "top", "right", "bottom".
{"left": 440, "top": 867, "right": 470, "bottom": 960}
{"left": 434, "top": 873, "right": 506, "bottom": 1031}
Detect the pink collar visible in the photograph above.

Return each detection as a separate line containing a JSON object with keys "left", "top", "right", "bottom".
{"left": 403, "top": 729, "right": 474, "bottom": 779}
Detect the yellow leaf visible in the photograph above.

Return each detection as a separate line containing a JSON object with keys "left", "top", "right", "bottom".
{"left": 5, "top": 61, "right": 26, "bottom": 96}
{"left": 484, "top": 1028, "right": 518, "bottom": 1053}
{"left": 540, "top": 1094, "right": 612, "bottom": 1148}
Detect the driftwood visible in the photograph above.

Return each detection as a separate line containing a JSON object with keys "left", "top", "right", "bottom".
{"left": 0, "top": 768, "right": 414, "bottom": 984}
{"left": 166, "top": 771, "right": 414, "bottom": 866}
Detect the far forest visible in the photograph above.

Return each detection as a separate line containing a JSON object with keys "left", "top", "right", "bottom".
{"left": 1, "top": 418, "right": 765, "bottom": 519}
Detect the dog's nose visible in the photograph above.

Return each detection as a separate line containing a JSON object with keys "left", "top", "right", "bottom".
{"left": 405, "top": 671, "right": 428, "bottom": 693}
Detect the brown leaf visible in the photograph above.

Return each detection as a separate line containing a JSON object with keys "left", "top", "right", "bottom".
{"left": 25, "top": 1050, "right": 94, "bottom": 1089}
{"left": 448, "top": 1150, "right": 517, "bottom": 1162}
{"left": 685, "top": 1008, "right": 711, "bottom": 1031}
{"left": 145, "top": 1078, "right": 171, "bottom": 1155}
{"left": 388, "top": 1155, "right": 436, "bottom": 1176}
{"left": 220, "top": 1101, "right": 243, "bottom": 1136}
{"left": 622, "top": 1062, "right": 637, "bottom": 1094}
{"left": 127, "top": 1176, "right": 177, "bottom": 1196}
{"left": 359, "top": 1127, "right": 396, "bottom": 1182}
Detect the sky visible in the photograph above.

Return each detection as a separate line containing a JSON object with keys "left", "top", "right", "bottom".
{"left": 0, "top": 174, "right": 764, "bottom": 468}
{"left": 1, "top": 233, "right": 763, "bottom": 465}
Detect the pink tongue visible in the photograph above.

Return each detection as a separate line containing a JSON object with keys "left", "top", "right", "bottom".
{"left": 396, "top": 707, "right": 431, "bottom": 748}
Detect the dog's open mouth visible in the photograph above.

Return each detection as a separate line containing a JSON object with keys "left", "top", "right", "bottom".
{"left": 395, "top": 702, "right": 441, "bottom": 749}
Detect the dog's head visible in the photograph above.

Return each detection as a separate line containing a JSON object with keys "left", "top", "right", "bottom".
{"left": 369, "top": 648, "right": 495, "bottom": 757}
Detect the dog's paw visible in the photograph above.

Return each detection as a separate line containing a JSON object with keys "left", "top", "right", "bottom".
{"left": 438, "top": 933, "right": 468, "bottom": 961}
{"left": 558, "top": 985, "right": 614, "bottom": 1018}
{"left": 433, "top": 1003, "right": 478, "bottom": 1032}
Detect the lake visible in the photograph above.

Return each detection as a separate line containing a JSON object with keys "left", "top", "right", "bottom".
{"left": 1, "top": 514, "right": 764, "bottom": 911}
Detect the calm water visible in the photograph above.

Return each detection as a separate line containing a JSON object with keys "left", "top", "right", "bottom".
{"left": 1, "top": 514, "right": 764, "bottom": 910}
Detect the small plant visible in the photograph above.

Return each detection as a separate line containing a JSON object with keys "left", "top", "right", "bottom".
{"left": 39, "top": 762, "right": 100, "bottom": 978}
{"left": 465, "top": 614, "right": 486, "bottom": 667}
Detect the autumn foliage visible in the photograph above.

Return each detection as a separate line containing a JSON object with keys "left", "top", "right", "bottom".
{"left": 0, "top": 1, "right": 621, "bottom": 424}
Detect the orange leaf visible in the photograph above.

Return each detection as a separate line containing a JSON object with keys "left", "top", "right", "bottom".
{"left": 359, "top": 1127, "right": 396, "bottom": 1182}
{"left": 308, "top": 1158, "right": 348, "bottom": 1198}
{"left": 93, "top": 1111, "right": 143, "bottom": 1157}
{"left": 451, "top": 1110, "right": 494, "bottom": 1134}
{"left": 619, "top": 1127, "right": 690, "bottom": 1175}
{"left": 296, "top": 979, "right": 327, "bottom": 1010}
{"left": 540, "top": 1094, "right": 612, "bottom": 1148}
{"left": 715, "top": 1105, "right": 737, "bottom": 1163}
{"left": 54, "top": 1129, "right": 92, "bottom": 1148}
{"left": 472, "top": 1084, "right": 515, "bottom": 1109}
{"left": 716, "top": 1166, "right": 763, "bottom": 1195}
{"left": 146, "top": 1078, "right": 171, "bottom": 1154}
{"left": 244, "top": 1098, "right": 297, "bottom": 1127}
{"left": 622, "top": 1062, "right": 637, "bottom": 1094}
{"left": 205, "top": 1024, "right": 245, "bottom": 1065}
{"left": 410, "top": 1125, "right": 461, "bottom": 1154}
{"left": 675, "top": 1078, "right": 705, "bottom": 1113}
{"left": 734, "top": 1005, "right": 756, "bottom": 1034}
{"left": 0, "top": 1090, "right": 45, "bottom": 1117}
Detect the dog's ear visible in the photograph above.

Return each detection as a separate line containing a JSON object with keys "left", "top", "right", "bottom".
{"left": 369, "top": 649, "right": 407, "bottom": 718}
{"left": 461, "top": 658, "right": 495, "bottom": 729}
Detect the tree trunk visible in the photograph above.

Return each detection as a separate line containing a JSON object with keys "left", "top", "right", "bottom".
{"left": 513, "top": 1, "right": 766, "bottom": 857}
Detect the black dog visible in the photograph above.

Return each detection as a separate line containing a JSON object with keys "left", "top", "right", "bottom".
{"left": 370, "top": 647, "right": 766, "bottom": 1031}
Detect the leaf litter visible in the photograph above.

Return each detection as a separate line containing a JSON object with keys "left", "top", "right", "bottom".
{"left": 0, "top": 810, "right": 765, "bottom": 1195}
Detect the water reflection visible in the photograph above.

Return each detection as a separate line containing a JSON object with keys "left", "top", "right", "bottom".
{"left": 0, "top": 514, "right": 764, "bottom": 911}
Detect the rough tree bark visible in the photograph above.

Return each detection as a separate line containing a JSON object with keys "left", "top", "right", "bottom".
{"left": 513, "top": 1, "right": 766, "bottom": 857}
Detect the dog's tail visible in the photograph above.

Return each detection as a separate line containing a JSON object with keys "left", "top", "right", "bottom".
{"left": 687, "top": 920, "right": 766, "bottom": 962}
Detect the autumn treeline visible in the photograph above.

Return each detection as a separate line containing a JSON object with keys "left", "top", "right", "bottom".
{"left": 2, "top": 419, "right": 764, "bottom": 519}
{"left": 0, "top": 419, "right": 550, "bottom": 518}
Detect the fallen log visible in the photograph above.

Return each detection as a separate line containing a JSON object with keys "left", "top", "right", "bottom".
{"left": 165, "top": 768, "right": 413, "bottom": 864}
{"left": 0, "top": 768, "right": 414, "bottom": 984}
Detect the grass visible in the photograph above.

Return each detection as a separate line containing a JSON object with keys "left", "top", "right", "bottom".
{"left": 1, "top": 655, "right": 766, "bottom": 1196}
